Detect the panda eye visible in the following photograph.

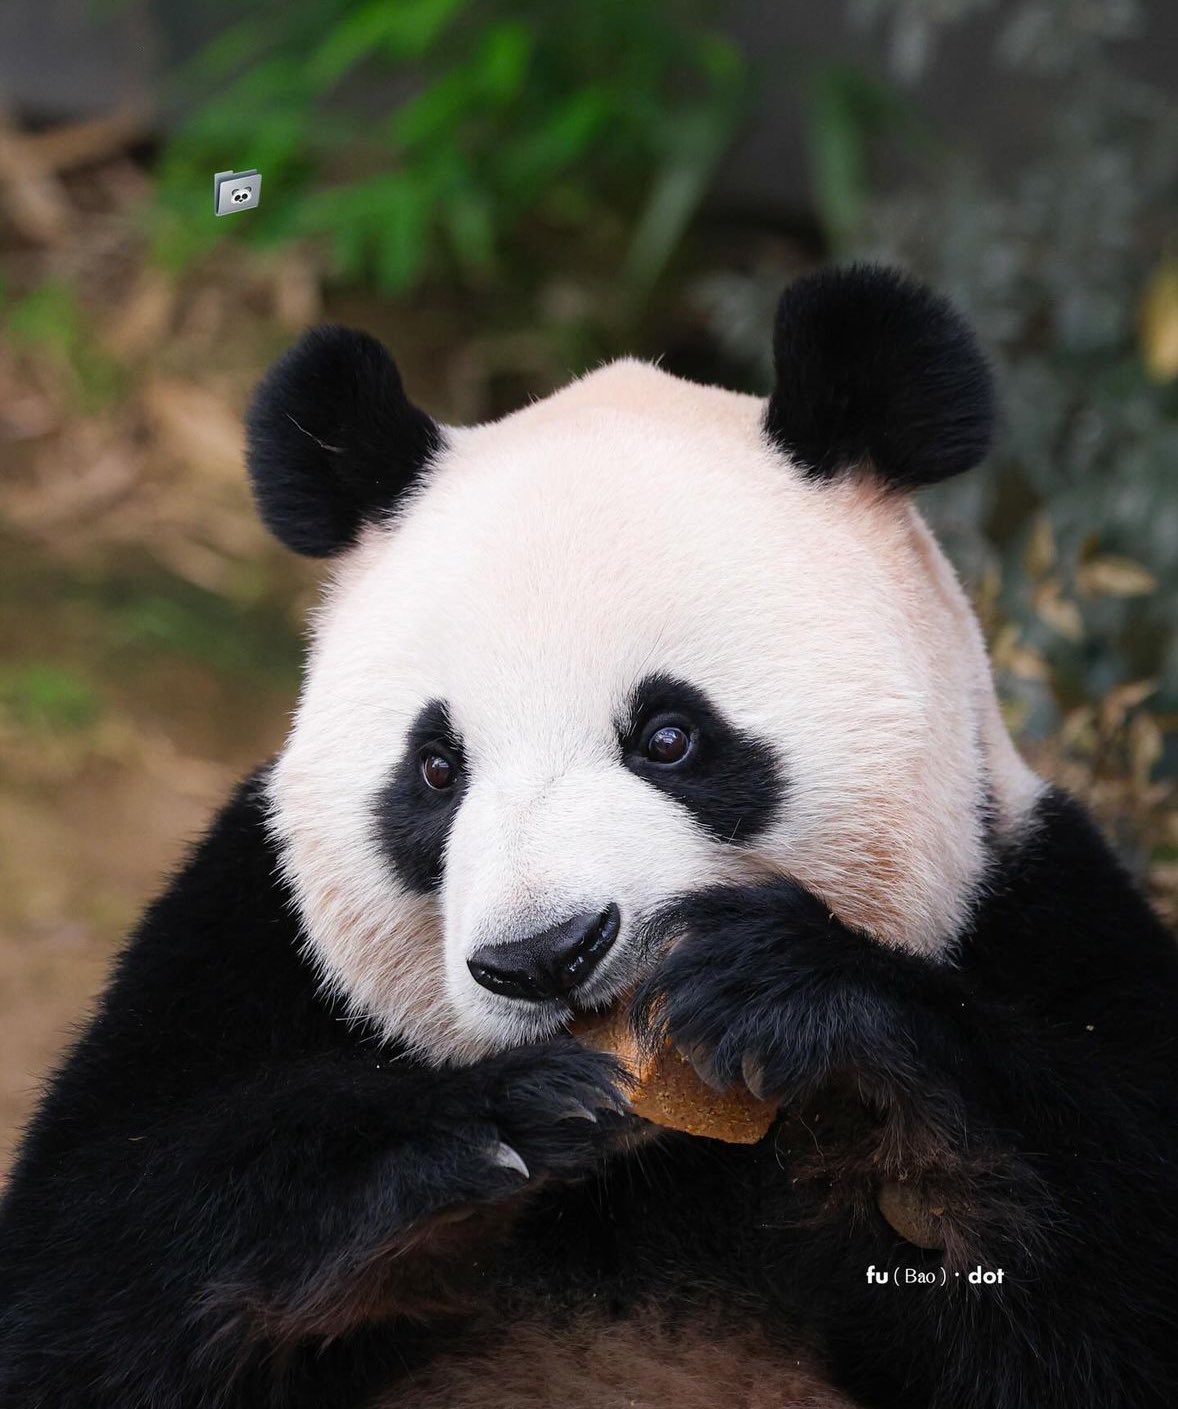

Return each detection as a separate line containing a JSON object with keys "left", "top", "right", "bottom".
{"left": 420, "top": 746, "right": 458, "bottom": 791}
{"left": 641, "top": 717, "right": 696, "bottom": 767}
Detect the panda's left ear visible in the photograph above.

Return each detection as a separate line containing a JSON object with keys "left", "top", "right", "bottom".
{"left": 764, "top": 264, "right": 994, "bottom": 491}
{"left": 245, "top": 325, "right": 443, "bottom": 556}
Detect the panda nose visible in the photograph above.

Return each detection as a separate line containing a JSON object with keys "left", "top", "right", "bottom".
{"left": 467, "top": 904, "right": 621, "bottom": 1002}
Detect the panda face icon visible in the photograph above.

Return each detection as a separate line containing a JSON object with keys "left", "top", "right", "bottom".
{"left": 213, "top": 169, "right": 261, "bottom": 215}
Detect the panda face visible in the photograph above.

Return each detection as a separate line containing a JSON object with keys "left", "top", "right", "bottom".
{"left": 268, "top": 356, "right": 1040, "bottom": 1065}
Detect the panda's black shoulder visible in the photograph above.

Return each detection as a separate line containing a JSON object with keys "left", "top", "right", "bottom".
{"left": 7, "top": 770, "right": 351, "bottom": 1173}
{"left": 94, "top": 767, "right": 330, "bottom": 1051}
{"left": 959, "top": 788, "right": 1178, "bottom": 1073}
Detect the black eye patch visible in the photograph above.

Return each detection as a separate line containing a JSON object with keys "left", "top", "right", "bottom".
{"left": 373, "top": 699, "right": 465, "bottom": 893}
{"left": 620, "top": 674, "right": 784, "bottom": 844}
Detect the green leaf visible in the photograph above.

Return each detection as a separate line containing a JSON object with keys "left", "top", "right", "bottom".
{"left": 0, "top": 665, "right": 101, "bottom": 732}
{"left": 7, "top": 281, "right": 81, "bottom": 355}
{"left": 803, "top": 63, "right": 924, "bottom": 252}
{"left": 442, "top": 185, "right": 497, "bottom": 277}
{"left": 475, "top": 22, "right": 534, "bottom": 103}
{"left": 695, "top": 32, "right": 744, "bottom": 83}
{"left": 804, "top": 69, "right": 869, "bottom": 253}
{"left": 308, "top": 0, "right": 466, "bottom": 90}
{"left": 622, "top": 94, "right": 745, "bottom": 299}
{"left": 389, "top": 69, "right": 479, "bottom": 149}
{"left": 375, "top": 175, "right": 434, "bottom": 290}
{"left": 185, "top": 18, "right": 267, "bottom": 84}
{"left": 498, "top": 89, "right": 610, "bottom": 194}
{"left": 146, "top": 0, "right": 752, "bottom": 297}
{"left": 298, "top": 171, "right": 433, "bottom": 289}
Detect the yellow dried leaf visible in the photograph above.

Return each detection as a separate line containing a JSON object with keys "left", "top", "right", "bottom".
{"left": 1077, "top": 555, "right": 1158, "bottom": 598}
{"left": 1105, "top": 678, "right": 1159, "bottom": 715}
{"left": 990, "top": 623, "right": 1021, "bottom": 670}
{"left": 1006, "top": 644, "right": 1050, "bottom": 682}
{"left": 1101, "top": 680, "right": 1159, "bottom": 736}
{"left": 1033, "top": 581, "right": 1084, "bottom": 641}
{"left": 1149, "top": 861, "right": 1178, "bottom": 890}
{"left": 1024, "top": 514, "right": 1056, "bottom": 580}
{"left": 1129, "top": 714, "right": 1164, "bottom": 785}
{"left": 1141, "top": 261, "right": 1178, "bottom": 382}
{"left": 1060, "top": 706, "right": 1096, "bottom": 752}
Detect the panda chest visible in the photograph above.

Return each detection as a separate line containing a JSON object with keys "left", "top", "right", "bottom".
{"left": 378, "top": 1308, "right": 854, "bottom": 1409}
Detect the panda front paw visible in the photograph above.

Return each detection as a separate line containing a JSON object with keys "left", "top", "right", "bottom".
{"left": 632, "top": 879, "right": 962, "bottom": 1111}
{"left": 394, "top": 1041, "right": 636, "bottom": 1226}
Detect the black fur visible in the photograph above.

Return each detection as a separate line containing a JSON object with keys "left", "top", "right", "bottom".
{"left": 764, "top": 265, "right": 995, "bottom": 490}
{"left": 374, "top": 699, "right": 466, "bottom": 893}
{"left": 0, "top": 775, "right": 638, "bottom": 1408}
{"left": 633, "top": 788, "right": 1178, "bottom": 1408}
{"left": 3, "top": 774, "right": 1176, "bottom": 1407}
{"left": 245, "top": 326, "right": 443, "bottom": 556}
{"left": 620, "top": 674, "right": 784, "bottom": 843}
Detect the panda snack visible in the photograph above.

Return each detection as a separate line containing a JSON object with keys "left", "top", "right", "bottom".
{"left": 572, "top": 1003, "right": 776, "bottom": 1144}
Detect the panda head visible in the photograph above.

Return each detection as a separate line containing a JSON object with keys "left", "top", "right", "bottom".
{"left": 251, "top": 265, "right": 1041, "bottom": 1065}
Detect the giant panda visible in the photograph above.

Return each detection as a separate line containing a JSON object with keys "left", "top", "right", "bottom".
{"left": 1, "top": 265, "right": 1177, "bottom": 1409}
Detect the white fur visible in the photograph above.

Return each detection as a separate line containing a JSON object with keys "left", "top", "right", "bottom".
{"left": 269, "top": 359, "right": 1042, "bottom": 1064}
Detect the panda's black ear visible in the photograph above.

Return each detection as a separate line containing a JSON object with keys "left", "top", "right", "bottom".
{"left": 244, "top": 325, "right": 443, "bottom": 556}
{"left": 764, "top": 264, "right": 994, "bottom": 491}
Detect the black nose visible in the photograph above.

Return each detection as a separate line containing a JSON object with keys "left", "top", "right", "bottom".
{"left": 467, "top": 904, "right": 621, "bottom": 1002}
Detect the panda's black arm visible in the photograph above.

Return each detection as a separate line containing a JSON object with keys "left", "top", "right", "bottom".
{"left": 0, "top": 773, "right": 629, "bottom": 1409}
{"left": 636, "top": 788, "right": 1178, "bottom": 1409}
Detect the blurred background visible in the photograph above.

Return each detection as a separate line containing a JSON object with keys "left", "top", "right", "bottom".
{"left": 2, "top": 0, "right": 1177, "bottom": 1174}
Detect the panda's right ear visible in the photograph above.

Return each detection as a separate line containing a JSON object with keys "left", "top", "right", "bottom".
{"left": 764, "top": 265, "right": 994, "bottom": 493}
{"left": 244, "top": 325, "right": 443, "bottom": 557}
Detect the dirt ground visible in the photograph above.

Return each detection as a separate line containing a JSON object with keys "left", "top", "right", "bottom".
{"left": 0, "top": 523, "right": 304, "bottom": 1177}
{"left": 0, "top": 152, "right": 323, "bottom": 1173}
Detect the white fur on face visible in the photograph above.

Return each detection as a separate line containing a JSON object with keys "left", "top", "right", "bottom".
{"left": 269, "top": 359, "right": 1041, "bottom": 1064}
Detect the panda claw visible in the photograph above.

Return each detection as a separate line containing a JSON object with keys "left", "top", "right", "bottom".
{"left": 684, "top": 1044, "right": 726, "bottom": 1092}
{"left": 593, "top": 1089, "right": 632, "bottom": 1117}
{"left": 490, "top": 1141, "right": 530, "bottom": 1179}
{"left": 558, "top": 1101, "right": 598, "bottom": 1123}
{"left": 741, "top": 1052, "right": 769, "bottom": 1101}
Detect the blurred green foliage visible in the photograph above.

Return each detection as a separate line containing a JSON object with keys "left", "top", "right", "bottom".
{"left": 124, "top": 0, "right": 1178, "bottom": 817}
{"left": 3, "top": 282, "right": 124, "bottom": 410}
{"left": 801, "top": 62, "right": 927, "bottom": 253}
{"left": 0, "top": 665, "right": 102, "bottom": 734}
{"left": 154, "top": 0, "right": 746, "bottom": 296}
{"left": 699, "top": 0, "right": 1178, "bottom": 757}
{"left": 854, "top": 0, "right": 1178, "bottom": 736}
{"left": 105, "top": 587, "right": 301, "bottom": 682}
